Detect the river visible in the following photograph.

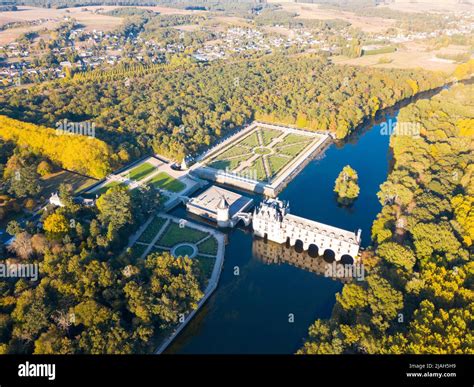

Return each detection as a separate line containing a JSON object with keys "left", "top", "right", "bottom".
{"left": 166, "top": 85, "right": 449, "bottom": 353}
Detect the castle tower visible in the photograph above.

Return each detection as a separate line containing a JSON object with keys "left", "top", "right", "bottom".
{"left": 181, "top": 156, "right": 188, "bottom": 171}
{"left": 216, "top": 195, "right": 230, "bottom": 228}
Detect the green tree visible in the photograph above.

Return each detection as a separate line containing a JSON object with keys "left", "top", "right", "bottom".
{"left": 8, "top": 165, "right": 41, "bottom": 198}
{"left": 96, "top": 186, "right": 132, "bottom": 232}
{"left": 377, "top": 242, "right": 415, "bottom": 271}
{"left": 334, "top": 165, "right": 360, "bottom": 204}
{"left": 6, "top": 220, "right": 22, "bottom": 236}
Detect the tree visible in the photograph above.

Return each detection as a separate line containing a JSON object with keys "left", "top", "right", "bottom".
{"left": 6, "top": 220, "right": 22, "bottom": 236}
{"left": 7, "top": 232, "right": 33, "bottom": 260}
{"left": 96, "top": 186, "right": 132, "bottom": 232}
{"left": 58, "top": 183, "right": 75, "bottom": 210}
{"left": 334, "top": 165, "right": 360, "bottom": 204}
{"left": 30, "top": 234, "right": 48, "bottom": 255}
{"left": 377, "top": 242, "right": 415, "bottom": 271}
{"left": 128, "top": 253, "right": 204, "bottom": 328}
{"left": 34, "top": 327, "right": 74, "bottom": 354}
{"left": 8, "top": 165, "right": 41, "bottom": 199}
{"left": 43, "top": 213, "right": 69, "bottom": 236}
{"left": 0, "top": 116, "right": 113, "bottom": 178}
{"left": 11, "top": 288, "right": 50, "bottom": 342}
{"left": 36, "top": 160, "right": 53, "bottom": 176}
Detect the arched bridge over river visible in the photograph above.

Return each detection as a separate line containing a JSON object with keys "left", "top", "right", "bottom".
{"left": 252, "top": 199, "right": 361, "bottom": 262}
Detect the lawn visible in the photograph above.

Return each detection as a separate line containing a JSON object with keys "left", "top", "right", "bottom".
{"left": 267, "top": 155, "right": 290, "bottom": 177}
{"left": 158, "top": 193, "right": 169, "bottom": 206}
{"left": 259, "top": 128, "right": 281, "bottom": 146}
{"left": 129, "top": 244, "right": 148, "bottom": 260}
{"left": 248, "top": 157, "right": 268, "bottom": 181}
{"left": 157, "top": 222, "right": 209, "bottom": 247}
{"left": 208, "top": 155, "right": 249, "bottom": 171}
{"left": 281, "top": 133, "right": 311, "bottom": 145}
{"left": 148, "top": 172, "right": 186, "bottom": 193}
{"left": 239, "top": 132, "right": 260, "bottom": 147}
{"left": 138, "top": 216, "right": 167, "bottom": 244}
{"left": 276, "top": 142, "right": 310, "bottom": 157}
{"left": 126, "top": 162, "right": 156, "bottom": 181}
{"left": 195, "top": 255, "right": 216, "bottom": 287}
{"left": 214, "top": 145, "right": 251, "bottom": 160}
{"left": 174, "top": 244, "right": 195, "bottom": 258}
{"left": 90, "top": 180, "right": 122, "bottom": 197}
{"left": 202, "top": 125, "right": 319, "bottom": 183}
{"left": 197, "top": 236, "right": 218, "bottom": 255}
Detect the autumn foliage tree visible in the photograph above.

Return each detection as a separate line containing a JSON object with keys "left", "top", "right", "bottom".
{"left": 300, "top": 83, "right": 474, "bottom": 355}
{"left": 334, "top": 165, "right": 360, "bottom": 205}
{"left": 0, "top": 116, "right": 112, "bottom": 178}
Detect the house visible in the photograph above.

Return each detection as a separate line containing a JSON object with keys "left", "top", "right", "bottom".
{"left": 49, "top": 193, "right": 64, "bottom": 207}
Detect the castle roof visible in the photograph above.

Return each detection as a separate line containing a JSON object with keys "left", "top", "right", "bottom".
{"left": 217, "top": 195, "right": 229, "bottom": 210}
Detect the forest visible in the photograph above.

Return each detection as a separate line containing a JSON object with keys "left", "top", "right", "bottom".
{"left": 0, "top": 154, "right": 208, "bottom": 353}
{"left": 0, "top": 54, "right": 452, "bottom": 162}
{"left": 12, "top": 0, "right": 266, "bottom": 14}
{"left": 299, "top": 83, "right": 473, "bottom": 354}
{"left": 0, "top": 116, "right": 113, "bottom": 179}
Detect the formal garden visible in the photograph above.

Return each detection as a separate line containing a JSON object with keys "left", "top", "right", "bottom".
{"left": 83, "top": 158, "right": 187, "bottom": 199}
{"left": 206, "top": 124, "right": 318, "bottom": 182}
{"left": 129, "top": 215, "right": 221, "bottom": 287}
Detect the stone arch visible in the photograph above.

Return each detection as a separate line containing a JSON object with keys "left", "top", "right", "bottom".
{"left": 234, "top": 218, "right": 246, "bottom": 228}
{"left": 323, "top": 248, "right": 336, "bottom": 262}
{"left": 294, "top": 239, "right": 304, "bottom": 253}
{"left": 340, "top": 254, "right": 354, "bottom": 265}
{"left": 308, "top": 244, "right": 319, "bottom": 258}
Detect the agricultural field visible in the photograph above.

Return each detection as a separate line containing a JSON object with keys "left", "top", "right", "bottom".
{"left": 332, "top": 41, "right": 469, "bottom": 72}
{"left": 41, "top": 170, "right": 97, "bottom": 197}
{"left": 0, "top": 6, "right": 124, "bottom": 45}
{"left": 204, "top": 124, "right": 319, "bottom": 183}
{"left": 270, "top": 1, "right": 396, "bottom": 33}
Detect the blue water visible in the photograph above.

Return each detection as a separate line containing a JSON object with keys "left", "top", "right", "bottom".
{"left": 167, "top": 111, "right": 397, "bottom": 354}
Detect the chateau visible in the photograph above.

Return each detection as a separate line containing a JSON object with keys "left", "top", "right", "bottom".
{"left": 252, "top": 199, "right": 361, "bottom": 262}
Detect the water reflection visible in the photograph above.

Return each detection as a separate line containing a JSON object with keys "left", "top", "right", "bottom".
{"left": 252, "top": 237, "right": 351, "bottom": 283}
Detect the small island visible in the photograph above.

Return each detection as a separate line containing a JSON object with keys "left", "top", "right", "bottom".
{"left": 334, "top": 165, "right": 360, "bottom": 205}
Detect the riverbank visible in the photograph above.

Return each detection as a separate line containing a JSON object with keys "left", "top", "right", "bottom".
{"left": 165, "top": 76, "right": 474, "bottom": 353}
{"left": 154, "top": 218, "right": 226, "bottom": 354}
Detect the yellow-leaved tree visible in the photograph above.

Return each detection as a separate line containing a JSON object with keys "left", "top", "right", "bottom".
{"left": 43, "top": 213, "right": 69, "bottom": 235}
{"left": 0, "top": 116, "right": 112, "bottom": 178}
